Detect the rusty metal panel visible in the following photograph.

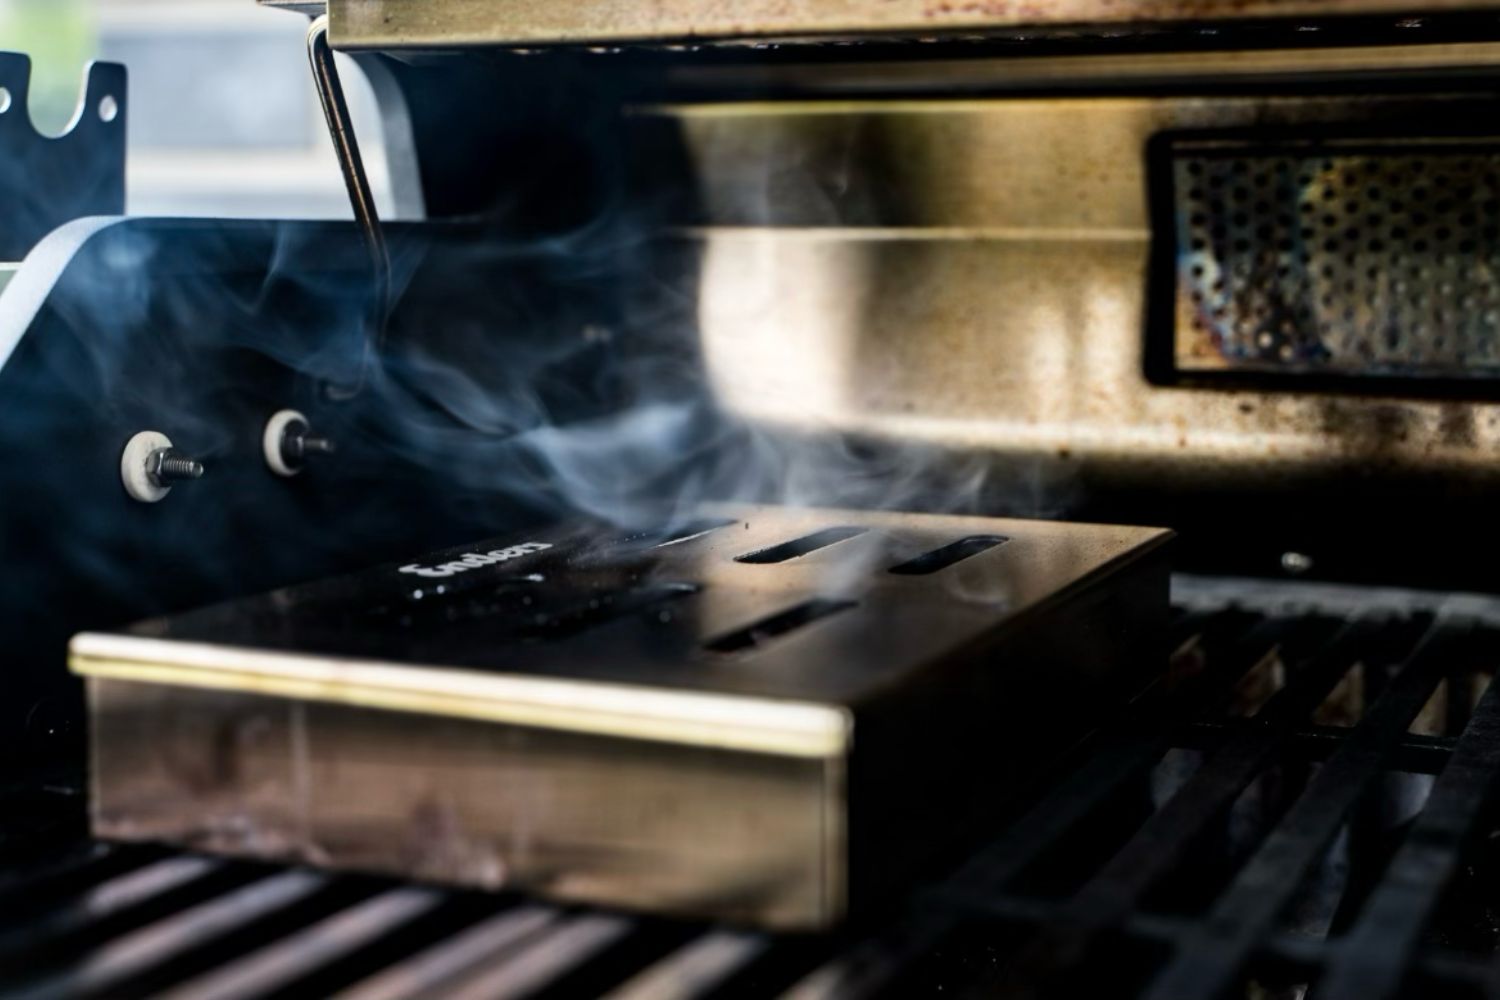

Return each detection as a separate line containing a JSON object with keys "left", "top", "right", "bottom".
{"left": 637, "top": 93, "right": 1500, "bottom": 484}
{"left": 324, "top": 0, "right": 1500, "bottom": 49}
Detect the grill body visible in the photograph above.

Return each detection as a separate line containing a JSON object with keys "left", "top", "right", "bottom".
{"left": 8, "top": 1, "right": 1500, "bottom": 996}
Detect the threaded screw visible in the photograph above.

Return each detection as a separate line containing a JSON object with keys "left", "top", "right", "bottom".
{"left": 147, "top": 448, "right": 204, "bottom": 486}
{"left": 282, "top": 426, "right": 336, "bottom": 463}
{"left": 267, "top": 411, "right": 335, "bottom": 476}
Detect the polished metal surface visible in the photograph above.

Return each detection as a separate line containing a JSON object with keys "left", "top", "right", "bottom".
{"left": 306, "top": 14, "right": 387, "bottom": 396}
{"left": 641, "top": 91, "right": 1500, "bottom": 485}
{"left": 71, "top": 504, "right": 1168, "bottom": 928}
{"left": 317, "top": 0, "right": 1500, "bottom": 49}
{"left": 85, "top": 679, "right": 841, "bottom": 929}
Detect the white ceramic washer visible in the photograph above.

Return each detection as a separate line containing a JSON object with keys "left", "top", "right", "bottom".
{"left": 120, "top": 431, "right": 173, "bottom": 503}
{"left": 262, "top": 409, "right": 307, "bottom": 477}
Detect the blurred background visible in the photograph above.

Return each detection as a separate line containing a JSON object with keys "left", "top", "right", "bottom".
{"left": 0, "top": 0, "right": 391, "bottom": 218}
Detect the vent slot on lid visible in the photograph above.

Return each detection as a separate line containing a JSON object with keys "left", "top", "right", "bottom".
{"left": 654, "top": 517, "right": 738, "bottom": 547}
{"left": 523, "top": 583, "right": 700, "bottom": 640}
{"left": 705, "top": 599, "right": 856, "bottom": 653}
{"left": 889, "top": 535, "right": 1009, "bottom": 575}
{"left": 734, "top": 527, "right": 868, "bottom": 564}
{"left": 584, "top": 518, "right": 738, "bottom": 563}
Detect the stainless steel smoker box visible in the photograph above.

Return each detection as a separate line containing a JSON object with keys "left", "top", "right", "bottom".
{"left": 69, "top": 504, "right": 1169, "bottom": 929}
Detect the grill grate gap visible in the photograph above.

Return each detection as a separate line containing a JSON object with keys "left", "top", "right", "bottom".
{"left": 705, "top": 598, "right": 857, "bottom": 653}
{"left": 99, "top": 876, "right": 397, "bottom": 1000}
{"left": 195, "top": 890, "right": 504, "bottom": 1000}
{"left": 0, "top": 857, "right": 247, "bottom": 976}
{"left": 0, "top": 867, "right": 328, "bottom": 1000}
{"left": 332, "top": 902, "right": 560, "bottom": 1000}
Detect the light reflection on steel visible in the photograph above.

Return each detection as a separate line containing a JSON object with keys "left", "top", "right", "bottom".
{"left": 306, "top": 14, "right": 389, "bottom": 398}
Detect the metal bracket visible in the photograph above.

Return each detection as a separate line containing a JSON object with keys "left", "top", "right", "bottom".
{"left": 0, "top": 54, "right": 126, "bottom": 261}
{"left": 307, "top": 16, "right": 388, "bottom": 397}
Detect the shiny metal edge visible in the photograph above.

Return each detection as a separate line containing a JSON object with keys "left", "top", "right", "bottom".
{"left": 68, "top": 636, "right": 850, "bottom": 759}
{"left": 655, "top": 42, "right": 1500, "bottom": 92}
{"left": 326, "top": 0, "right": 1500, "bottom": 49}
{"left": 0, "top": 218, "right": 122, "bottom": 373}
{"left": 259, "top": 0, "right": 325, "bottom": 16}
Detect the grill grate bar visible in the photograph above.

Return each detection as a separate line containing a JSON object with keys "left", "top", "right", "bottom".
{"left": 1265, "top": 928, "right": 1493, "bottom": 990}
{"left": 991, "top": 616, "right": 1382, "bottom": 987}
{"left": 1, "top": 870, "right": 327, "bottom": 1000}
{"left": 333, "top": 903, "right": 560, "bottom": 1000}
{"left": 780, "top": 612, "right": 1288, "bottom": 999}
{"left": 0, "top": 854, "right": 220, "bottom": 964}
{"left": 777, "top": 923, "right": 945, "bottom": 1000}
{"left": 943, "top": 612, "right": 1289, "bottom": 893}
{"left": 1319, "top": 647, "right": 1500, "bottom": 1000}
{"left": 153, "top": 886, "right": 444, "bottom": 1000}
{"left": 1179, "top": 719, "right": 1459, "bottom": 774}
{"left": 601, "top": 929, "right": 768, "bottom": 1000}
{"left": 888, "top": 884, "right": 1500, "bottom": 991}
{"left": 1141, "top": 620, "right": 1475, "bottom": 1000}
{"left": 441, "top": 913, "right": 633, "bottom": 1000}
{"left": 0, "top": 842, "right": 138, "bottom": 911}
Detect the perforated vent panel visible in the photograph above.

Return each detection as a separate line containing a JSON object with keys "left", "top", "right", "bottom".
{"left": 1166, "top": 137, "right": 1500, "bottom": 383}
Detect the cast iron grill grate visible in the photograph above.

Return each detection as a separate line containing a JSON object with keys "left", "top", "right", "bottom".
{"left": 7, "top": 585, "right": 1500, "bottom": 998}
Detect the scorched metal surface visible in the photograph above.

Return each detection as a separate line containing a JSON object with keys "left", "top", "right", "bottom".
{"left": 67, "top": 504, "right": 1170, "bottom": 929}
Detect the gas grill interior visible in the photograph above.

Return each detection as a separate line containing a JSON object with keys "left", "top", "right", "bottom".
{"left": 11, "top": 593, "right": 1500, "bottom": 998}
{"left": 10, "top": 0, "right": 1500, "bottom": 997}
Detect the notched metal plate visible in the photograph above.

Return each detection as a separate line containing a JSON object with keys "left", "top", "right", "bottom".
{"left": 0, "top": 54, "right": 126, "bottom": 260}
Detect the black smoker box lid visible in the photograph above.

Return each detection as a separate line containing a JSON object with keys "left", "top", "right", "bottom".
{"left": 67, "top": 504, "right": 1171, "bottom": 740}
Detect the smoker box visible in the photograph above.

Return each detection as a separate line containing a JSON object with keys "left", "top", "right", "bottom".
{"left": 68, "top": 504, "right": 1169, "bottom": 929}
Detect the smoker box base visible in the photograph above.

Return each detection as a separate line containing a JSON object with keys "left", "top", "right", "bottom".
{"left": 70, "top": 505, "right": 1170, "bottom": 929}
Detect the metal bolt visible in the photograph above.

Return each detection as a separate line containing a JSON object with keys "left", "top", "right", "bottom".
{"left": 121, "top": 431, "right": 201, "bottom": 503}
{"left": 264, "top": 409, "right": 334, "bottom": 477}
{"left": 147, "top": 448, "right": 204, "bottom": 487}
{"left": 282, "top": 426, "right": 335, "bottom": 464}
